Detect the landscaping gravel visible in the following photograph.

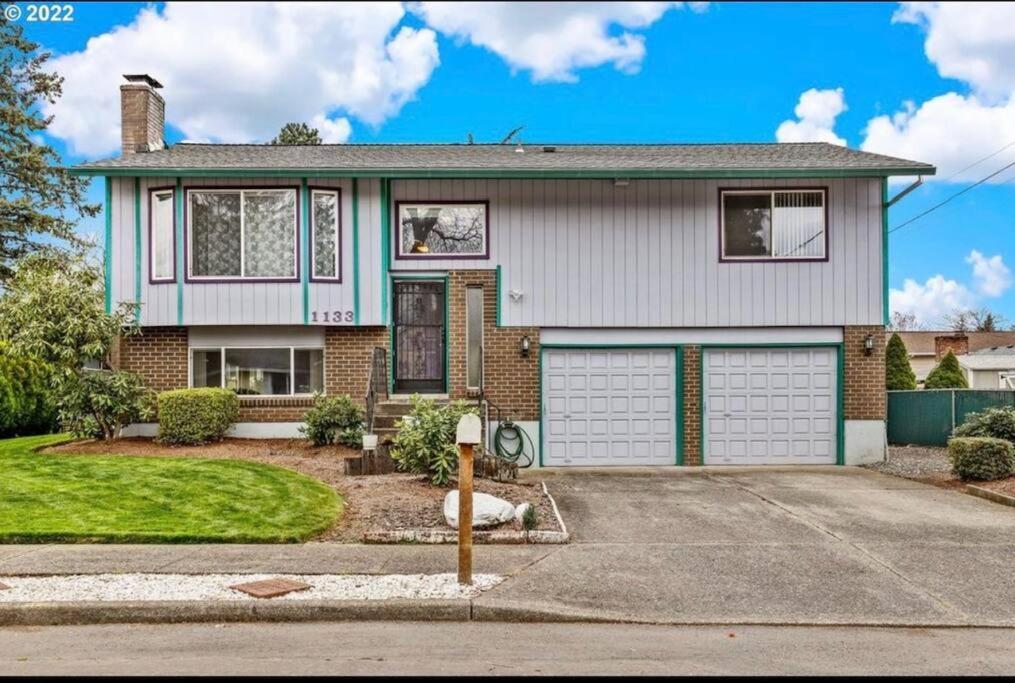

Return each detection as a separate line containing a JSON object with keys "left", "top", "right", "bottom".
{"left": 0, "top": 573, "right": 503, "bottom": 603}
{"left": 871, "top": 446, "right": 953, "bottom": 478}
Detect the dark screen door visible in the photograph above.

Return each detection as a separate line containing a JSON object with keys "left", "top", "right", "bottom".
{"left": 393, "top": 280, "right": 445, "bottom": 393}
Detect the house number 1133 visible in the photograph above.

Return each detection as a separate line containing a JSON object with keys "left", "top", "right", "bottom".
{"left": 311, "top": 311, "right": 354, "bottom": 323}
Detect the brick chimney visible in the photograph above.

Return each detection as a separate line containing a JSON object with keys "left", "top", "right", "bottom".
{"left": 120, "top": 74, "right": 165, "bottom": 155}
{"left": 934, "top": 334, "right": 969, "bottom": 360}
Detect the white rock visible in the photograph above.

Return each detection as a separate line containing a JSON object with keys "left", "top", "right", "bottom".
{"left": 514, "top": 502, "right": 533, "bottom": 524}
{"left": 443, "top": 490, "right": 516, "bottom": 529}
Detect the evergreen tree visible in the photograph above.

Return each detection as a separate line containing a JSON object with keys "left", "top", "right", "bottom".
{"left": 270, "top": 122, "right": 322, "bottom": 145}
{"left": 885, "top": 332, "right": 917, "bottom": 390}
{"left": 925, "top": 350, "right": 968, "bottom": 389}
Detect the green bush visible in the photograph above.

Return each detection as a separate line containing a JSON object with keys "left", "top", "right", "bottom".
{"left": 925, "top": 350, "right": 968, "bottom": 389}
{"left": 156, "top": 388, "right": 239, "bottom": 445}
{"left": 0, "top": 342, "right": 57, "bottom": 437}
{"left": 947, "top": 436, "right": 1015, "bottom": 481}
{"left": 299, "top": 393, "right": 364, "bottom": 448}
{"left": 885, "top": 332, "right": 917, "bottom": 390}
{"left": 953, "top": 406, "right": 1015, "bottom": 442}
{"left": 390, "top": 396, "right": 480, "bottom": 486}
{"left": 60, "top": 370, "right": 155, "bottom": 441}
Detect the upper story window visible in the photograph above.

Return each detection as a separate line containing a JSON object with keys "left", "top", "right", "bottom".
{"left": 311, "top": 189, "right": 340, "bottom": 280}
{"left": 396, "top": 201, "right": 488, "bottom": 259}
{"left": 187, "top": 188, "right": 298, "bottom": 281}
{"left": 150, "top": 187, "right": 175, "bottom": 282}
{"left": 720, "top": 188, "right": 827, "bottom": 261}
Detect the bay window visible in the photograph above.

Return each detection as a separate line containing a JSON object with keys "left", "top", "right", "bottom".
{"left": 187, "top": 188, "right": 298, "bottom": 280}
{"left": 720, "top": 189, "right": 827, "bottom": 260}
{"left": 191, "top": 347, "right": 324, "bottom": 396}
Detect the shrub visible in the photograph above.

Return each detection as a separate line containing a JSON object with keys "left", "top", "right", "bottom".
{"left": 390, "top": 396, "right": 480, "bottom": 486}
{"left": 885, "top": 333, "right": 917, "bottom": 390}
{"left": 299, "top": 393, "right": 364, "bottom": 448}
{"left": 924, "top": 350, "right": 968, "bottom": 389}
{"left": 947, "top": 436, "right": 1015, "bottom": 481}
{"left": 0, "top": 342, "right": 57, "bottom": 437}
{"left": 522, "top": 504, "right": 538, "bottom": 532}
{"left": 60, "top": 370, "right": 155, "bottom": 441}
{"left": 953, "top": 406, "right": 1015, "bottom": 442}
{"left": 157, "top": 388, "right": 239, "bottom": 445}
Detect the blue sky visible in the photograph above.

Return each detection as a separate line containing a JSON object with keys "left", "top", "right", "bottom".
{"left": 22, "top": 1, "right": 1015, "bottom": 328}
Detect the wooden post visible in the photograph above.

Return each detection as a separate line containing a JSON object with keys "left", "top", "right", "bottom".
{"left": 458, "top": 442, "right": 474, "bottom": 585}
{"left": 455, "top": 413, "right": 481, "bottom": 586}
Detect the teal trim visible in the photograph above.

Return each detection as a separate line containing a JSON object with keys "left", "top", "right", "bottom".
{"left": 103, "top": 177, "right": 112, "bottom": 315}
{"left": 675, "top": 345, "right": 685, "bottom": 465}
{"left": 175, "top": 177, "right": 183, "bottom": 325}
{"left": 537, "top": 348, "right": 543, "bottom": 467}
{"left": 698, "top": 343, "right": 846, "bottom": 466}
{"left": 71, "top": 167, "right": 934, "bottom": 180}
{"left": 379, "top": 178, "right": 391, "bottom": 325}
{"left": 300, "top": 179, "right": 310, "bottom": 325}
{"left": 443, "top": 275, "right": 450, "bottom": 392}
{"left": 133, "top": 178, "right": 142, "bottom": 323}
{"left": 352, "top": 178, "right": 361, "bottom": 325}
{"left": 882, "top": 178, "right": 889, "bottom": 327}
{"left": 495, "top": 265, "right": 503, "bottom": 327}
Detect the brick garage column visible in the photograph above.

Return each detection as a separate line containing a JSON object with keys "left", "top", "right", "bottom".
{"left": 843, "top": 325, "right": 886, "bottom": 420}
{"left": 447, "top": 270, "right": 539, "bottom": 421}
{"left": 118, "top": 327, "right": 188, "bottom": 392}
{"left": 324, "top": 326, "right": 390, "bottom": 402}
{"left": 682, "top": 345, "right": 702, "bottom": 466}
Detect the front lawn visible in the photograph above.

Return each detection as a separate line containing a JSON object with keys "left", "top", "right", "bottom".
{"left": 0, "top": 434, "right": 342, "bottom": 543}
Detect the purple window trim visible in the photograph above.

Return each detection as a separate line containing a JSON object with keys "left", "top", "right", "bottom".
{"left": 148, "top": 185, "right": 177, "bottom": 285}
{"left": 393, "top": 199, "right": 491, "bottom": 261}
{"left": 183, "top": 185, "right": 301, "bottom": 284}
{"left": 717, "top": 186, "right": 830, "bottom": 264}
{"left": 308, "top": 186, "right": 343, "bottom": 283}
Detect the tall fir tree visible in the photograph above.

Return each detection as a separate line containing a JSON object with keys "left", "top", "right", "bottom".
{"left": 924, "top": 350, "right": 969, "bottom": 389}
{"left": 885, "top": 333, "right": 917, "bottom": 390}
{"left": 270, "top": 122, "right": 322, "bottom": 145}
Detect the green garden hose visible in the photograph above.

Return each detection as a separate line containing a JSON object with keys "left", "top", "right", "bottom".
{"left": 493, "top": 420, "right": 535, "bottom": 468}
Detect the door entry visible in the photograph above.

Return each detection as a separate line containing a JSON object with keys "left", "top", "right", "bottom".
{"left": 393, "top": 280, "right": 446, "bottom": 393}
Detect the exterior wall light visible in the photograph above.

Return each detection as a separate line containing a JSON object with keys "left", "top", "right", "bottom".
{"left": 520, "top": 335, "right": 531, "bottom": 357}
{"left": 864, "top": 333, "right": 874, "bottom": 356}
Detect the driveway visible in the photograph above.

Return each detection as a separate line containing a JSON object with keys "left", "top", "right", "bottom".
{"left": 476, "top": 467, "right": 1015, "bottom": 626}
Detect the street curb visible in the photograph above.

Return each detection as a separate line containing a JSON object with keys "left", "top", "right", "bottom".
{"left": 0, "top": 599, "right": 470, "bottom": 627}
{"left": 966, "top": 484, "right": 1015, "bottom": 508}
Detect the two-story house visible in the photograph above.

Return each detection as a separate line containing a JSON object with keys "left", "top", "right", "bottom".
{"left": 72, "top": 75, "right": 935, "bottom": 467}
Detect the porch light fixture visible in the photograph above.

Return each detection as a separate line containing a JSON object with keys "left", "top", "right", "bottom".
{"left": 864, "top": 333, "right": 874, "bottom": 356}
{"left": 520, "top": 335, "right": 531, "bottom": 357}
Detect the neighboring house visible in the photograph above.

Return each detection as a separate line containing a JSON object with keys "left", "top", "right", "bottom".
{"left": 71, "top": 74, "right": 937, "bottom": 467}
{"left": 959, "top": 346, "right": 1015, "bottom": 389}
{"left": 891, "top": 332, "right": 1015, "bottom": 385}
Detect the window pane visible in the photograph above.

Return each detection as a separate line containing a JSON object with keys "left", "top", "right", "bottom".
{"left": 192, "top": 349, "right": 222, "bottom": 388}
{"left": 313, "top": 192, "right": 338, "bottom": 278}
{"left": 152, "top": 191, "right": 175, "bottom": 280}
{"left": 723, "top": 193, "right": 771, "bottom": 257}
{"left": 466, "top": 287, "right": 483, "bottom": 389}
{"left": 244, "top": 190, "right": 296, "bottom": 278}
{"left": 772, "top": 191, "right": 825, "bottom": 258}
{"left": 191, "top": 192, "right": 241, "bottom": 277}
{"left": 399, "top": 204, "right": 486, "bottom": 256}
{"left": 225, "top": 348, "right": 291, "bottom": 395}
{"left": 294, "top": 349, "right": 324, "bottom": 394}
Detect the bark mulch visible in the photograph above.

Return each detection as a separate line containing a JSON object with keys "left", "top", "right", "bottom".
{"left": 44, "top": 438, "right": 558, "bottom": 542}
{"left": 871, "top": 445, "right": 1015, "bottom": 498}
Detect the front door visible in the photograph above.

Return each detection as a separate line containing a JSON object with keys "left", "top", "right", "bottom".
{"left": 393, "top": 280, "right": 446, "bottom": 393}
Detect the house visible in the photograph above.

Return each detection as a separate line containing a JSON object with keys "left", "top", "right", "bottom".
{"left": 891, "top": 332, "right": 1015, "bottom": 385}
{"left": 71, "top": 74, "right": 937, "bottom": 467}
{"left": 959, "top": 346, "right": 1015, "bottom": 389}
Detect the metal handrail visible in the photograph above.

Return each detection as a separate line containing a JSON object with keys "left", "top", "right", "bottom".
{"left": 364, "top": 346, "right": 388, "bottom": 434}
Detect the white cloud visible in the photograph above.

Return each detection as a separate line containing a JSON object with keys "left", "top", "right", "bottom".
{"left": 966, "top": 249, "right": 1012, "bottom": 297}
{"left": 411, "top": 2, "right": 706, "bottom": 83}
{"left": 890, "top": 250, "right": 1011, "bottom": 324}
{"left": 861, "top": 3, "right": 1015, "bottom": 183}
{"left": 44, "top": 2, "right": 440, "bottom": 156}
{"left": 775, "top": 88, "right": 847, "bottom": 146}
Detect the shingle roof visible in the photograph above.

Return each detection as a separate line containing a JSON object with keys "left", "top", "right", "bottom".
{"left": 971, "top": 344, "right": 1015, "bottom": 356}
{"left": 72, "top": 142, "right": 935, "bottom": 176}
{"left": 958, "top": 354, "right": 1015, "bottom": 370}
{"left": 892, "top": 332, "right": 1015, "bottom": 356}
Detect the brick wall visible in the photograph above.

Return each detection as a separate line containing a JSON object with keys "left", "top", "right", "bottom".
{"left": 118, "top": 327, "right": 188, "bottom": 392}
{"left": 238, "top": 397, "right": 314, "bottom": 423}
{"left": 324, "top": 326, "right": 390, "bottom": 400}
{"left": 844, "top": 325, "right": 887, "bottom": 421}
{"left": 447, "top": 270, "right": 540, "bottom": 421}
{"left": 682, "top": 346, "right": 702, "bottom": 466}
{"left": 934, "top": 334, "right": 969, "bottom": 360}
{"left": 120, "top": 82, "right": 164, "bottom": 154}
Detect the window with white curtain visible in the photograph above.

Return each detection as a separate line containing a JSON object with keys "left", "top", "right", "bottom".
{"left": 150, "top": 188, "right": 175, "bottom": 281}
{"left": 721, "top": 189, "right": 826, "bottom": 260}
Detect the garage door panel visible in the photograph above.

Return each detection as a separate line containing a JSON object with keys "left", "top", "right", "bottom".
{"left": 543, "top": 348, "right": 675, "bottom": 467}
{"left": 704, "top": 347, "right": 837, "bottom": 466}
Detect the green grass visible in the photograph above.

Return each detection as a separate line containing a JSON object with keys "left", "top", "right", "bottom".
{"left": 0, "top": 434, "right": 342, "bottom": 543}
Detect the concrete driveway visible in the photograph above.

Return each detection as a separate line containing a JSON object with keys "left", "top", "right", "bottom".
{"left": 477, "top": 467, "right": 1015, "bottom": 626}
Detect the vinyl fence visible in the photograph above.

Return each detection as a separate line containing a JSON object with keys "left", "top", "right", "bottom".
{"left": 887, "top": 389, "right": 1015, "bottom": 446}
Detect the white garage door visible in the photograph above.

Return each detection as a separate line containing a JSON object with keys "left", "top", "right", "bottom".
{"left": 704, "top": 347, "right": 837, "bottom": 465}
{"left": 543, "top": 348, "right": 675, "bottom": 467}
